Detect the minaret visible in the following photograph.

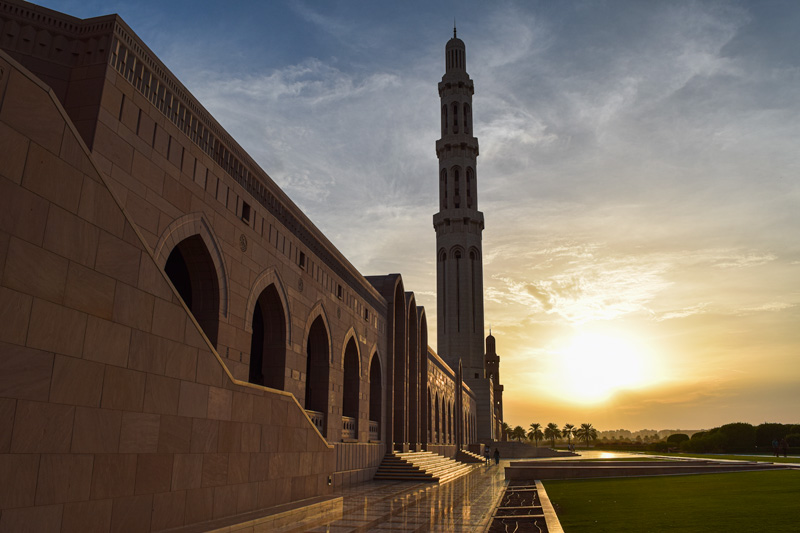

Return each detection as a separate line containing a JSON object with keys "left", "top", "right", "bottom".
{"left": 433, "top": 28, "right": 485, "bottom": 381}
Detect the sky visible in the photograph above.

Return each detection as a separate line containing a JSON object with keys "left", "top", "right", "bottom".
{"left": 38, "top": 0, "right": 799, "bottom": 431}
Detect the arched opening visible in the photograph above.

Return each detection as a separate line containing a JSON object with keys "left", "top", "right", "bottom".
{"left": 392, "top": 283, "right": 406, "bottom": 449}
{"left": 434, "top": 393, "right": 440, "bottom": 444}
{"left": 449, "top": 402, "right": 454, "bottom": 444}
{"left": 164, "top": 235, "right": 219, "bottom": 347}
{"left": 454, "top": 249, "right": 462, "bottom": 332}
{"left": 441, "top": 105, "right": 447, "bottom": 136}
{"left": 453, "top": 167, "right": 461, "bottom": 208}
{"left": 419, "top": 313, "right": 428, "bottom": 450}
{"left": 248, "top": 284, "right": 286, "bottom": 389}
{"left": 464, "top": 103, "right": 471, "bottom": 134}
{"left": 438, "top": 250, "right": 447, "bottom": 331}
{"left": 466, "top": 167, "right": 474, "bottom": 208}
{"left": 305, "top": 316, "right": 330, "bottom": 437}
{"left": 407, "top": 300, "right": 418, "bottom": 447}
{"left": 452, "top": 102, "right": 458, "bottom": 133}
{"left": 342, "top": 338, "right": 360, "bottom": 439}
{"left": 440, "top": 169, "right": 447, "bottom": 210}
{"left": 427, "top": 388, "right": 432, "bottom": 443}
{"left": 369, "top": 353, "right": 382, "bottom": 441}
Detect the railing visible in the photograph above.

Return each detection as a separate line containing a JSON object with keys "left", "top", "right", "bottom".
{"left": 305, "top": 410, "right": 324, "bottom": 435}
{"left": 369, "top": 420, "right": 379, "bottom": 441}
{"left": 342, "top": 416, "right": 356, "bottom": 440}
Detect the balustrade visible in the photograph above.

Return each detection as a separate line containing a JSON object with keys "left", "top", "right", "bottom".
{"left": 342, "top": 416, "right": 356, "bottom": 440}
{"left": 369, "top": 420, "right": 379, "bottom": 441}
{"left": 305, "top": 409, "right": 324, "bottom": 434}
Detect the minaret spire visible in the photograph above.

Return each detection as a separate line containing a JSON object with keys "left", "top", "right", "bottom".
{"left": 454, "top": 20, "right": 457, "bottom": 38}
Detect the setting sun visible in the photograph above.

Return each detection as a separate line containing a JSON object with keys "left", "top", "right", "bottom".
{"left": 555, "top": 331, "right": 655, "bottom": 404}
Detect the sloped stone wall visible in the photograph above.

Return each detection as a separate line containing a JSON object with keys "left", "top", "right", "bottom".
{"left": 0, "top": 51, "right": 335, "bottom": 532}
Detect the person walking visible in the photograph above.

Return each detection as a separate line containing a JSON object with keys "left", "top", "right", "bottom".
{"left": 493, "top": 447, "right": 500, "bottom": 465}
{"left": 484, "top": 447, "right": 490, "bottom": 465}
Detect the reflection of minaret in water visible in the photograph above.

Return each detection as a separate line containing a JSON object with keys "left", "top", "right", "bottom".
{"left": 434, "top": 28, "right": 501, "bottom": 441}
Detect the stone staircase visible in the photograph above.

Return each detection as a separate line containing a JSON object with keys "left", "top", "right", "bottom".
{"left": 457, "top": 449, "right": 485, "bottom": 463}
{"left": 374, "top": 451, "right": 476, "bottom": 483}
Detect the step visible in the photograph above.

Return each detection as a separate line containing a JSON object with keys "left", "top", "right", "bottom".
{"left": 373, "top": 451, "right": 476, "bottom": 484}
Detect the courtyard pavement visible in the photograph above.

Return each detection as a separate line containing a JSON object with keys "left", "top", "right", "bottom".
{"left": 295, "top": 461, "right": 508, "bottom": 532}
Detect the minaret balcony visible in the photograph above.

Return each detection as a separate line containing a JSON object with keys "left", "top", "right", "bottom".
{"left": 435, "top": 137, "right": 479, "bottom": 157}
{"left": 433, "top": 210, "right": 484, "bottom": 232}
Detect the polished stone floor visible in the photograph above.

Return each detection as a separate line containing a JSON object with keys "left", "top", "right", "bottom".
{"left": 297, "top": 461, "right": 508, "bottom": 532}
{"left": 289, "top": 451, "right": 645, "bottom": 532}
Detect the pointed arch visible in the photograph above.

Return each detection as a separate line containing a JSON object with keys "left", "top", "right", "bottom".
{"left": 406, "top": 293, "right": 419, "bottom": 446}
{"left": 303, "top": 301, "right": 332, "bottom": 363}
{"left": 340, "top": 327, "right": 362, "bottom": 371}
{"left": 392, "top": 280, "right": 407, "bottom": 449}
{"left": 342, "top": 335, "right": 360, "bottom": 434}
{"left": 368, "top": 349, "right": 383, "bottom": 441}
{"left": 244, "top": 268, "right": 291, "bottom": 342}
{"left": 304, "top": 304, "right": 331, "bottom": 437}
{"left": 247, "top": 281, "right": 287, "bottom": 390}
{"left": 154, "top": 212, "right": 228, "bottom": 318}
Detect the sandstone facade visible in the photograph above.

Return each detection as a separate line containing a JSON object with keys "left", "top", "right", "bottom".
{"left": 0, "top": 1, "right": 486, "bottom": 531}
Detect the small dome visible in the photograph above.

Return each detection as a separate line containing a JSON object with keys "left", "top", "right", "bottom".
{"left": 446, "top": 36, "right": 465, "bottom": 49}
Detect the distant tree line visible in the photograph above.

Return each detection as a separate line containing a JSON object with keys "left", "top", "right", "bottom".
{"left": 595, "top": 422, "right": 800, "bottom": 454}
{"left": 501, "top": 422, "right": 597, "bottom": 448}
{"left": 501, "top": 421, "right": 799, "bottom": 454}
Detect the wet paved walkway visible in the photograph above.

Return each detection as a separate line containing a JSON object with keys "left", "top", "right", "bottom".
{"left": 288, "top": 451, "right": 645, "bottom": 532}
{"left": 295, "top": 461, "right": 508, "bottom": 532}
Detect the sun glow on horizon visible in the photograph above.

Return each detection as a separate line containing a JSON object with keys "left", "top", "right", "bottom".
{"left": 553, "top": 330, "right": 659, "bottom": 404}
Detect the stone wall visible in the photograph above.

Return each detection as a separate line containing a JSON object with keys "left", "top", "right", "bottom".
{"left": 0, "top": 50, "right": 335, "bottom": 532}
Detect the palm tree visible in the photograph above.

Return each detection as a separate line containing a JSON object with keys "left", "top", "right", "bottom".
{"left": 512, "top": 425, "right": 526, "bottom": 442}
{"left": 575, "top": 423, "right": 598, "bottom": 449}
{"left": 545, "top": 423, "right": 561, "bottom": 447}
{"left": 528, "top": 423, "right": 543, "bottom": 448}
{"left": 562, "top": 424, "right": 575, "bottom": 447}
{"left": 501, "top": 422, "right": 512, "bottom": 442}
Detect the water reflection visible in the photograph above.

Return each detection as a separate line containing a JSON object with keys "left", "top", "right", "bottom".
{"left": 303, "top": 462, "right": 509, "bottom": 532}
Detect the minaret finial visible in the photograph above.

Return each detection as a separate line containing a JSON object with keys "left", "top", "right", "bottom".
{"left": 454, "top": 19, "right": 457, "bottom": 38}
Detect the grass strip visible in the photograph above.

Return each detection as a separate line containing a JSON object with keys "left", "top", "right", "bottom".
{"left": 544, "top": 469, "right": 800, "bottom": 532}
{"left": 640, "top": 452, "right": 800, "bottom": 464}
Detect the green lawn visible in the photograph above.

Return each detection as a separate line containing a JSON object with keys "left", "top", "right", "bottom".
{"left": 640, "top": 451, "right": 800, "bottom": 464}
{"left": 544, "top": 470, "right": 800, "bottom": 532}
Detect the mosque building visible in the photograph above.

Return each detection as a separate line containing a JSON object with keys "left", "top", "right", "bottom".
{"left": 0, "top": 1, "right": 503, "bottom": 530}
